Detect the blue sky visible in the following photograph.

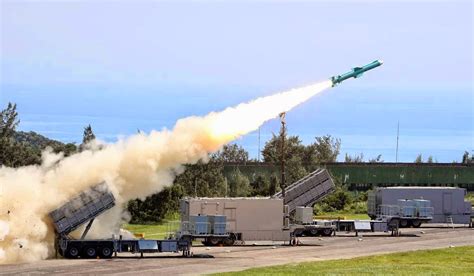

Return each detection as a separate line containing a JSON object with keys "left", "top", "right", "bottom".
{"left": 1, "top": 1, "right": 473, "bottom": 162}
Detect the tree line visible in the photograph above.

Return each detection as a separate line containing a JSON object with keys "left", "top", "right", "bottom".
{"left": 1, "top": 102, "right": 473, "bottom": 223}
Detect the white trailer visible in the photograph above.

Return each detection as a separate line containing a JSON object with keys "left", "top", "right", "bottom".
{"left": 180, "top": 197, "right": 292, "bottom": 245}
{"left": 368, "top": 187, "right": 472, "bottom": 225}
{"left": 179, "top": 169, "right": 337, "bottom": 245}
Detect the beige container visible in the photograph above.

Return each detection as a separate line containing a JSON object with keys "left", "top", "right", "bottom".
{"left": 180, "top": 197, "right": 291, "bottom": 242}
{"left": 295, "top": 206, "right": 314, "bottom": 224}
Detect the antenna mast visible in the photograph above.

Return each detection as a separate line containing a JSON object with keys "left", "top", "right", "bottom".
{"left": 396, "top": 121, "right": 400, "bottom": 163}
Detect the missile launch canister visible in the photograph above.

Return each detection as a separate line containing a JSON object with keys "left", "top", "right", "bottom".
{"left": 331, "top": 60, "right": 383, "bottom": 87}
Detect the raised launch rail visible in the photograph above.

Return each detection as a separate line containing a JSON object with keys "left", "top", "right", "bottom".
{"left": 49, "top": 182, "right": 115, "bottom": 237}
{"left": 274, "top": 168, "right": 335, "bottom": 213}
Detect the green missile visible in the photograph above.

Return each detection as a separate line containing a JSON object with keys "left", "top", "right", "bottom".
{"left": 331, "top": 60, "right": 383, "bottom": 87}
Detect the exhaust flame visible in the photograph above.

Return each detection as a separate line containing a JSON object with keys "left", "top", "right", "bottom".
{"left": 0, "top": 80, "right": 331, "bottom": 264}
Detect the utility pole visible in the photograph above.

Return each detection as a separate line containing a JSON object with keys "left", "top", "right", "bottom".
{"left": 279, "top": 112, "right": 286, "bottom": 198}
{"left": 258, "top": 126, "right": 261, "bottom": 162}
{"left": 396, "top": 121, "right": 400, "bottom": 163}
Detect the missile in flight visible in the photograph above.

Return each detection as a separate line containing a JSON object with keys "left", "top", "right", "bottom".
{"left": 331, "top": 60, "right": 383, "bottom": 87}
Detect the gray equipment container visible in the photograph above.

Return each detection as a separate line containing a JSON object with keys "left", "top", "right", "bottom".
{"left": 295, "top": 207, "right": 314, "bottom": 224}
{"left": 49, "top": 182, "right": 115, "bottom": 235}
{"left": 414, "top": 199, "right": 432, "bottom": 217}
{"left": 160, "top": 240, "right": 178, "bottom": 252}
{"left": 274, "top": 169, "right": 335, "bottom": 214}
{"left": 208, "top": 215, "right": 227, "bottom": 235}
{"left": 397, "top": 199, "right": 416, "bottom": 217}
{"left": 368, "top": 187, "right": 472, "bottom": 224}
{"left": 189, "top": 215, "right": 209, "bottom": 235}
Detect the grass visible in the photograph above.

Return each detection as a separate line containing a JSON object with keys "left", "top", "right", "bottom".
{"left": 123, "top": 221, "right": 180, "bottom": 239}
{"left": 466, "top": 192, "right": 474, "bottom": 205}
{"left": 316, "top": 201, "right": 370, "bottom": 220}
{"left": 216, "top": 246, "right": 474, "bottom": 275}
{"left": 315, "top": 212, "right": 370, "bottom": 220}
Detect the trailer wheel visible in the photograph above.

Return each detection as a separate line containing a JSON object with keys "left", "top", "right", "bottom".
{"left": 223, "top": 234, "right": 236, "bottom": 246}
{"left": 309, "top": 228, "right": 319, "bottom": 236}
{"left": 100, "top": 247, "right": 113, "bottom": 258}
{"left": 208, "top": 237, "right": 221, "bottom": 246}
{"left": 66, "top": 247, "right": 80, "bottom": 259}
{"left": 322, "top": 228, "right": 333, "bottom": 237}
{"left": 399, "top": 219, "right": 409, "bottom": 228}
{"left": 411, "top": 220, "right": 422, "bottom": 228}
{"left": 84, "top": 247, "right": 97, "bottom": 258}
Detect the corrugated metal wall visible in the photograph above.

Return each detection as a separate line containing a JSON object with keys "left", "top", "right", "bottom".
{"left": 223, "top": 163, "right": 474, "bottom": 191}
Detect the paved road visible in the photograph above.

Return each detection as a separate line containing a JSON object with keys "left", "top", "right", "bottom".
{"left": 1, "top": 226, "right": 473, "bottom": 275}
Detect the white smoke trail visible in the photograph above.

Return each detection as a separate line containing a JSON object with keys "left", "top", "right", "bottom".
{"left": 0, "top": 80, "right": 332, "bottom": 264}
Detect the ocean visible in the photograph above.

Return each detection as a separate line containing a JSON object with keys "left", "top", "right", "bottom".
{"left": 2, "top": 83, "right": 472, "bottom": 162}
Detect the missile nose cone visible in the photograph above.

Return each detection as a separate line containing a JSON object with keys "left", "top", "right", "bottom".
{"left": 378, "top": 60, "right": 384, "bottom": 64}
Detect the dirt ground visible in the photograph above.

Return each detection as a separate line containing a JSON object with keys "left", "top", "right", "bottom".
{"left": 1, "top": 225, "right": 473, "bottom": 275}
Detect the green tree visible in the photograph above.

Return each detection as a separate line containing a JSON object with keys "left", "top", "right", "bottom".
{"left": 262, "top": 134, "right": 306, "bottom": 164}
{"left": 303, "top": 135, "right": 341, "bottom": 171}
{"left": 0, "top": 103, "right": 42, "bottom": 167}
{"left": 227, "top": 168, "right": 251, "bottom": 197}
{"left": 427, "top": 155, "right": 435, "bottom": 163}
{"left": 344, "top": 153, "right": 364, "bottom": 163}
{"left": 311, "top": 135, "right": 341, "bottom": 163}
{"left": 285, "top": 156, "right": 308, "bottom": 185}
{"left": 320, "top": 187, "right": 352, "bottom": 211}
{"left": 415, "top": 154, "right": 423, "bottom": 163}
{"left": 0, "top": 102, "right": 19, "bottom": 139}
{"left": 268, "top": 175, "right": 278, "bottom": 195}
{"left": 127, "top": 184, "right": 184, "bottom": 224}
{"left": 214, "top": 144, "right": 249, "bottom": 163}
{"left": 82, "top": 124, "right": 96, "bottom": 144}
{"left": 174, "top": 158, "right": 226, "bottom": 198}
{"left": 368, "top": 154, "right": 383, "bottom": 163}
{"left": 262, "top": 134, "right": 307, "bottom": 185}
{"left": 250, "top": 175, "right": 269, "bottom": 196}
{"left": 462, "top": 151, "right": 471, "bottom": 164}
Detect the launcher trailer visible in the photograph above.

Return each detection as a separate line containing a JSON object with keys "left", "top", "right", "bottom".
{"left": 49, "top": 182, "right": 195, "bottom": 259}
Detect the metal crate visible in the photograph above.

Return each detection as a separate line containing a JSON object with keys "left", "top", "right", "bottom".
{"left": 274, "top": 169, "right": 335, "bottom": 213}
{"left": 48, "top": 182, "right": 115, "bottom": 235}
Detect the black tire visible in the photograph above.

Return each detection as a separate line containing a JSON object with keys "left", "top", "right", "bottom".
{"left": 66, "top": 246, "right": 80, "bottom": 259}
{"left": 208, "top": 237, "right": 221, "bottom": 246}
{"left": 309, "top": 228, "right": 319, "bottom": 236}
{"left": 399, "top": 219, "right": 409, "bottom": 228}
{"left": 100, "top": 246, "right": 113, "bottom": 258}
{"left": 223, "top": 237, "right": 235, "bottom": 246}
{"left": 293, "top": 229, "right": 304, "bottom": 237}
{"left": 83, "top": 247, "right": 97, "bottom": 259}
{"left": 322, "top": 228, "right": 333, "bottom": 237}
{"left": 411, "top": 220, "right": 422, "bottom": 228}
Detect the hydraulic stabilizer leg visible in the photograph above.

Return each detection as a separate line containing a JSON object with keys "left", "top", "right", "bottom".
{"left": 81, "top": 218, "right": 95, "bottom": 240}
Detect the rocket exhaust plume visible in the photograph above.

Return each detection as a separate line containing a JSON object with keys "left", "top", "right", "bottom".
{"left": 0, "top": 79, "right": 332, "bottom": 264}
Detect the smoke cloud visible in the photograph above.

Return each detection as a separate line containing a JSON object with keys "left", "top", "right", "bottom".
{"left": 0, "top": 80, "right": 332, "bottom": 264}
